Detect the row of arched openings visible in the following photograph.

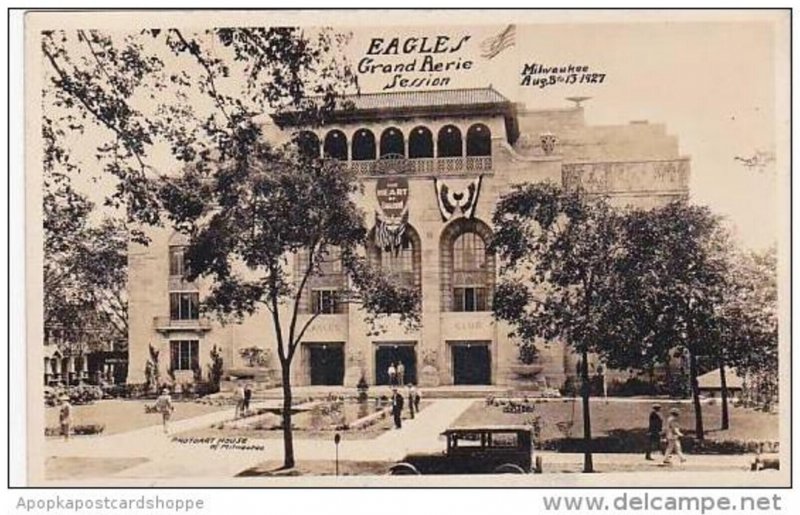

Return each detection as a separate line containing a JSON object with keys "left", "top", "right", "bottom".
{"left": 297, "top": 124, "right": 492, "bottom": 161}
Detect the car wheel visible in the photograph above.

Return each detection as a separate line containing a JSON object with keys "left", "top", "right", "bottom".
{"left": 494, "top": 463, "right": 526, "bottom": 474}
{"left": 388, "top": 463, "right": 421, "bottom": 475}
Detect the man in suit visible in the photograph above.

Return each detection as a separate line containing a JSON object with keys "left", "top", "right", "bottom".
{"left": 646, "top": 404, "right": 663, "bottom": 460}
{"left": 391, "top": 388, "right": 404, "bottom": 429}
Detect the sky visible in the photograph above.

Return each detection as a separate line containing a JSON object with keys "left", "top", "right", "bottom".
{"left": 40, "top": 13, "right": 788, "bottom": 251}
{"left": 343, "top": 20, "right": 786, "bottom": 250}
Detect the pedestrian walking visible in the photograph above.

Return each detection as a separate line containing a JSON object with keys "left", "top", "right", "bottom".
{"left": 414, "top": 386, "right": 422, "bottom": 413}
{"left": 397, "top": 361, "right": 406, "bottom": 386}
{"left": 243, "top": 383, "right": 253, "bottom": 415}
{"left": 58, "top": 395, "right": 72, "bottom": 441}
{"left": 646, "top": 404, "right": 663, "bottom": 460}
{"left": 154, "top": 388, "right": 174, "bottom": 434}
{"left": 234, "top": 383, "right": 246, "bottom": 418}
{"left": 387, "top": 362, "right": 397, "bottom": 386}
{"left": 663, "top": 407, "right": 687, "bottom": 464}
{"left": 406, "top": 384, "right": 415, "bottom": 419}
{"left": 391, "top": 388, "right": 404, "bottom": 429}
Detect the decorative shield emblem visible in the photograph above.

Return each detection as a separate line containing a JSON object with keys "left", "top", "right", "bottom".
{"left": 376, "top": 177, "right": 409, "bottom": 218}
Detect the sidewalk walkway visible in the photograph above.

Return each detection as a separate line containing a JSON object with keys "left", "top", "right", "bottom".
{"left": 45, "top": 398, "right": 477, "bottom": 480}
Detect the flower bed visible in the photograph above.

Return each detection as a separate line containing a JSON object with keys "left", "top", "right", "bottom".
{"left": 45, "top": 423, "right": 105, "bottom": 437}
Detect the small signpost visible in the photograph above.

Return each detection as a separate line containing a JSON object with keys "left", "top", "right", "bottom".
{"left": 334, "top": 433, "right": 341, "bottom": 476}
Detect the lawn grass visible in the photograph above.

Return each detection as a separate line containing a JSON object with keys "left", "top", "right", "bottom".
{"left": 453, "top": 399, "right": 778, "bottom": 442}
{"left": 44, "top": 399, "right": 230, "bottom": 436}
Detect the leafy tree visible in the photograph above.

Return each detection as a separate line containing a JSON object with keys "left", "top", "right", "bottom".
{"left": 43, "top": 117, "right": 128, "bottom": 353}
{"left": 41, "top": 27, "right": 356, "bottom": 240}
{"left": 161, "top": 136, "right": 419, "bottom": 468}
{"left": 41, "top": 27, "right": 393, "bottom": 470}
{"left": 616, "top": 201, "right": 730, "bottom": 440}
{"left": 715, "top": 247, "right": 778, "bottom": 416}
{"left": 491, "top": 183, "right": 626, "bottom": 473}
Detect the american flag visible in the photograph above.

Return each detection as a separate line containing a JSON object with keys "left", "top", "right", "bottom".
{"left": 480, "top": 24, "right": 516, "bottom": 60}
{"left": 375, "top": 209, "right": 408, "bottom": 256}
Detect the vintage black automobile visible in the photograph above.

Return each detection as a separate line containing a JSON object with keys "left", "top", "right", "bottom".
{"left": 389, "top": 425, "right": 540, "bottom": 475}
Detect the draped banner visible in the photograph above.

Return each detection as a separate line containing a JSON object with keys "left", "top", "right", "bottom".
{"left": 375, "top": 177, "right": 410, "bottom": 255}
{"left": 433, "top": 175, "right": 483, "bottom": 222}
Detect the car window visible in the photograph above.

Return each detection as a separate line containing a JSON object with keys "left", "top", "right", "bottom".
{"left": 453, "top": 432, "right": 484, "bottom": 448}
{"left": 489, "top": 432, "right": 519, "bottom": 448}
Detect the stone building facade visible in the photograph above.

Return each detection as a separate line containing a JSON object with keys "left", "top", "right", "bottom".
{"left": 127, "top": 87, "right": 689, "bottom": 390}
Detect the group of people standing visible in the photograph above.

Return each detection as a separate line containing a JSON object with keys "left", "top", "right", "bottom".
{"left": 647, "top": 404, "right": 688, "bottom": 465}
{"left": 391, "top": 384, "right": 422, "bottom": 429}
{"left": 387, "top": 361, "right": 406, "bottom": 386}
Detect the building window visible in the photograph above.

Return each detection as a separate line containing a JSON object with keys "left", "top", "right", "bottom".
{"left": 169, "top": 246, "right": 186, "bottom": 277}
{"left": 352, "top": 128, "right": 376, "bottom": 161}
{"left": 466, "top": 124, "right": 491, "bottom": 156}
{"left": 453, "top": 286, "right": 488, "bottom": 312}
{"left": 312, "top": 289, "right": 342, "bottom": 314}
{"left": 323, "top": 130, "right": 348, "bottom": 160}
{"left": 380, "top": 127, "right": 405, "bottom": 157}
{"left": 409, "top": 126, "right": 434, "bottom": 159}
{"left": 170, "top": 292, "right": 199, "bottom": 320}
{"left": 441, "top": 219, "right": 495, "bottom": 312}
{"left": 380, "top": 238, "right": 414, "bottom": 287}
{"left": 170, "top": 340, "right": 199, "bottom": 370}
{"left": 437, "top": 125, "right": 463, "bottom": 158}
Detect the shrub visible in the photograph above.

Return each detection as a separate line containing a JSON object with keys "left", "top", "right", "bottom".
{"left": 208, "top": 345, "right": 224, "bottom": 394}
{"left": 607, "top": 377, "right": 661, "bottom": 397}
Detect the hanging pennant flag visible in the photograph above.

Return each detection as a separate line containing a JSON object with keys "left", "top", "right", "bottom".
{"left": 434, "top": 175, "right": 483, "bottom": 222}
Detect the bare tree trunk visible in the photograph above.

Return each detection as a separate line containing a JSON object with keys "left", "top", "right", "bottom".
{"left": 689, "top": 352, "right": 704, "bottom": 440}
{"left": 719, "top": 358, "right": 729, "bottom": 430}
{"left": 580, "top": 350, "right": 594, "bottom": 473}
{"left": 280, "top": 361, "right": 295, "bottom": 469}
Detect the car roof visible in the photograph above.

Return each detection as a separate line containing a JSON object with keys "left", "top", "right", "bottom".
{"left": 442, "top": 425, "right": 531, "bottom": 434}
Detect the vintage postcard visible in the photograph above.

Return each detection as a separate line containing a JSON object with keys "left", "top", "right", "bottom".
{"left": 22, "top": 9, "right": 790, "bottom": 487}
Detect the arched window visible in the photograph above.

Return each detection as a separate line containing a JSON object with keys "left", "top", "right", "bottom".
{"left": 352, "top": 128, "right": 377, "bottom": 161}
{"left": 440, "top": 219, "right": 495, "bottom": 312}
{"left": 367, "top": 225, "right": 421, "bottom": 290}
{"left": 408, "top": 126, "right": 434, "bottom": 159}
{"left": 380, "top": 127, "right": 405, "bottom": 157}
{"left": 466, "top": 124, "right": 491, "bottom": 157}
{"left": 297, "top": 130, "right": 321, "bottom": 159}
{"left": 437, "top": 125, "right": 463, "bottom": 158}
{"left": 323, "top": 130, "right": 347, "bottom": 160}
